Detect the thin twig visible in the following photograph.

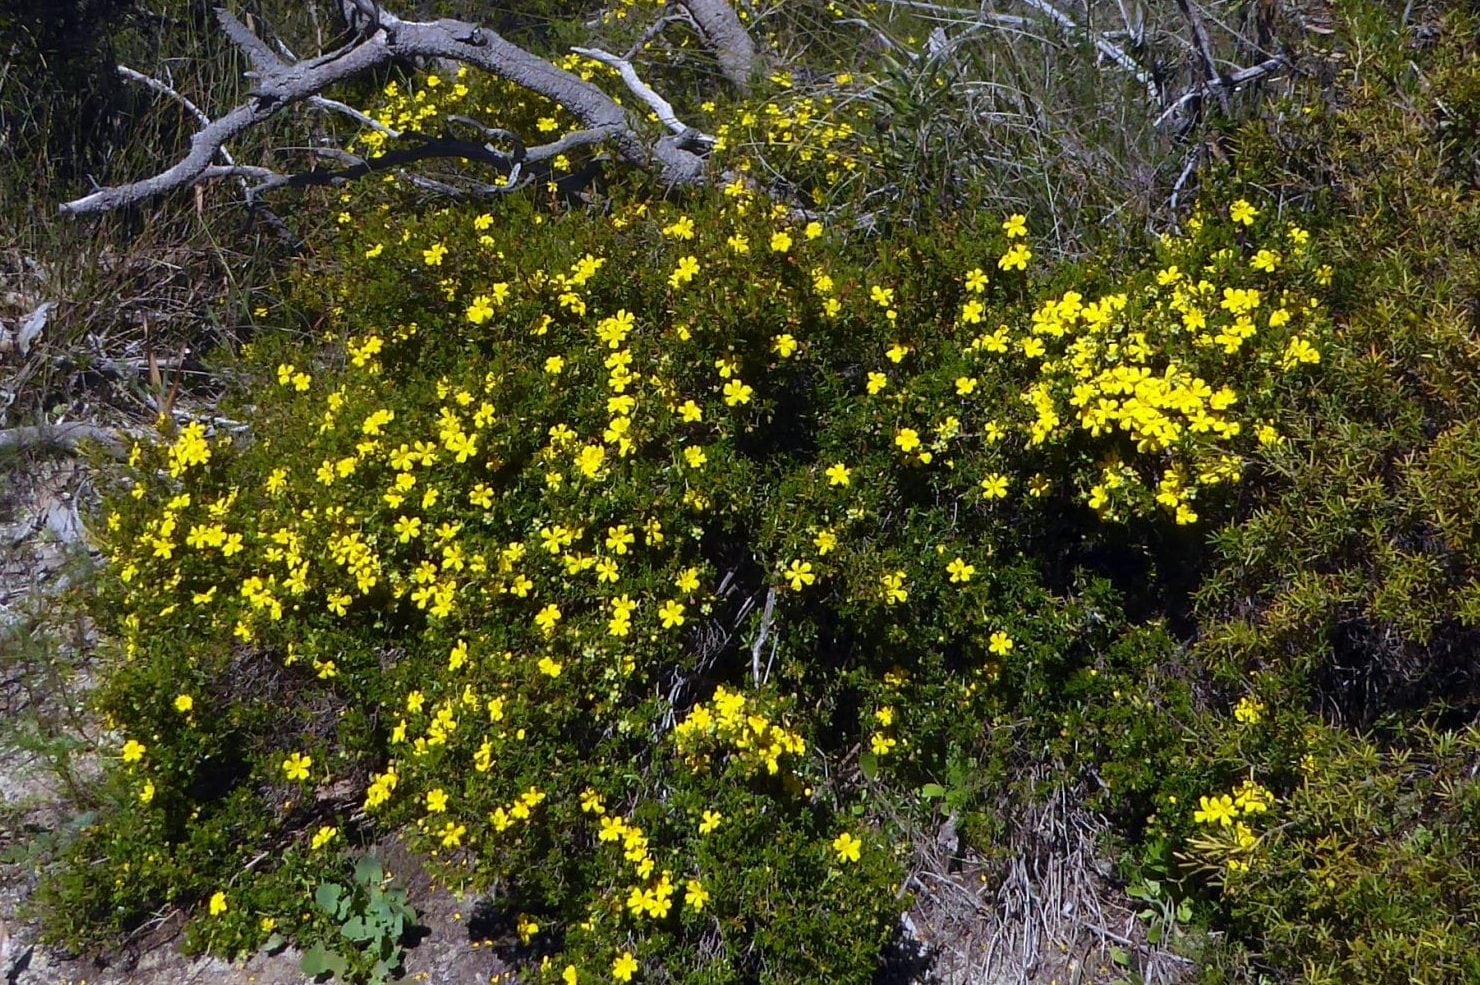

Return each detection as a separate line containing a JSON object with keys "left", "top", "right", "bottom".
{"left": 750, "top": 586, "right": 776, "bottom": 687}
{"left": 570, "top": 46, "right": 705, "bottom": 138}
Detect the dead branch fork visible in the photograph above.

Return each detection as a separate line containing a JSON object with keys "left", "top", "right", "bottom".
{"left": 58, "top": 1, "right": 753, "bottom": 216}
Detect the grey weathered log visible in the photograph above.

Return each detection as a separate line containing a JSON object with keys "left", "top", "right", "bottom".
{"left": 677, "top": 0, "right": 760, "bottom": 90}
{"left": 61, "top": 4, "right": 708, "bottom": 216}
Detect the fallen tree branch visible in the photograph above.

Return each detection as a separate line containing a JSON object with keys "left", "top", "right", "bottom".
{"left": 676, "top": 0, "right": 760, "bottom": 90}
{"left": 61, "top": 4, "right": 710, "bottom": 216}
{"left": 1175, "top": 0, "right": 1232, "bottom": 116}
{"left": 1017, "top": 0, "right": 1161, "bottom": 103}
{"left": 1154, "top": 55, "right": 1289, "bottom": 130}
{"left": 0, "top": 423, "right": 128, "bottom": 457}
{"left": 571, "top": 46, "right": 702, "bottom": 138}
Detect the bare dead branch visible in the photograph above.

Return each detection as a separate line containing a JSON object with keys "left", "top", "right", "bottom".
{"left": 571, "top": 46, "right": 705, "bottom": 138}
{"left": 0, "top": 424, "right": 127, "bottom": 457}
{"left": 1017, "top": 0, "right": 1161, "bottom": 103}
{"left": 1175, "top": 0, "right": 1231, "bottom": 116}
{"left": 676, "top": 0, "right": 760, "bottom": 90}
{"left": 111, "top": 62, "right": 303, "bottom": 246}
{"left": 309, "top": 95, "right": 400, "bottom": 137}
{"left": 216, "top": 7, "right": 288, "bottom": 77}
{"left": 1154, "top": 55, "right": 1289, "bottom": 129}
{"left": 61, "top": 3, "right": 708, "bottom": 217}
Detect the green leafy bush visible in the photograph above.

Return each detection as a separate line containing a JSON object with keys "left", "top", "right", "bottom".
{"left": 35, "top": 5, "right": 1480, "bottom": 984}
{"left": 43, "top": 71, "right": 1347, "bottom": 973}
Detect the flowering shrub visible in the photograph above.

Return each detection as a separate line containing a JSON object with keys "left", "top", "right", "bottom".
{"left": 44, "top": 163, "right": 1337, "bottom": 981}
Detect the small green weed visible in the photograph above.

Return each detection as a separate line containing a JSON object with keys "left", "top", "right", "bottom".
{"left": 301, "top": 855, "right": 417, "bottom": 985}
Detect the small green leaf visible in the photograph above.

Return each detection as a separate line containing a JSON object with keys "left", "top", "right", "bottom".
{"left": 859, "top": 751, "right": 878, "bottom": 780}
{"left": 1110, "top": 945, "right": 1132, "bottom": 967}
{"left": 355, "top": 855, "right": 384, "bottom": 886}
{"left": 342, "top": 916, "right": 375, "bottom": 941}
{"left": 314, "top": 883, "right": 344, "bottom": 916}
{"left": 919, "top": 782, "right": 947, "bottom": 799}
{"left": 301, "top": 943, "right": 347, "bottom": 977}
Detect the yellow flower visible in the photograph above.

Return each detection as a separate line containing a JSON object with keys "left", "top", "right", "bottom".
{"left": 783, "top": 560, "right": 816, "bottom": 591}
{"left": 988, "top": 631, "right": 1014, "bottom": 655}
{"left": 119, "top": 738, "right": 146, "bottom": 763}
{"left": 310, "top": 825, "right": 338, "bottom": 850}
{"left": 965, "top": 268, "right": 988, "bottom": 292}
{"left": 699, "top": 809, "right": 723, "bottom": 834}
{"left": 1250, "top": 248, "right": 1280, "bottom": 272}
{"left": 139, "top": 779, "right": 155, "bottom": 804}
{"left": 465, "top": 295, "right": 496, "bottom": 324}
{"left": 866, "top": 372, "right": 888, "bottom": 395}
{"left": 1194, "top": 794, "right": 1237, "bottom": 827}
{"left": 685, "top": 878, "right": 710, "bottom": 911}
{"left": 955, "top": 376, "right": 978, "bottom": 396}
{"left": 534, "top": 603, "right": 562, "bottom": 634}
{"left": 825, "top": 463, "right": 851, "bottom": 486}
{"left": 980, "top": 473, "right": 1009, "bottom": 500}
{"left": 282, "top": 752, "right": 312, "bottom": 781}
{"left": 1280, "top": 337, "right": 1321, "bottom": 370}
{"left": 662, "top": 215, "right": 695, "bottom": 239}
{"left": 422, "top": 242, "right": 447, "bottom": 266}
{"left": 209, "top": 891, "right": 228, "bottom": 916}
{"left": 1229, "top": 199, "right": 1259, "bottom": 226}
{"left": 1002, "top": 213, "right": 1027, "bottom": 238}
{"left": 426, "top": 788, "right": 449, "bottom": 813}
{"left": 998, "top": 243, "right": 1031, "bottom": 271}
{"left": 1233, "top": 696, "right": 1265, "bottom": 725}
{"left": 668, "top": 255, "right": 701, "bottom": 289}
{"left": 881, "top": 571, "right": 908, "bottom": 605}
{"left": 612, "top": 951, "right": 639, "bottom": 983}
{"left": 173, "top": 694, "right": 194, "bottom": 713}
{"left": 895, "top": 428, "right": 921, "bottom": 453}
{"left": 605, "top": 524, "right": 636, "bottom": 554}
{"left": 946, "top": 557, "right": 975, "bottom": 584}
{"left": 773, "top": 333, "right": 798, "bottom": 357}
{"left": 563, "top": 966, "right": 580, "bottom": 985}
{"left": 769, "top": 231, "right": 792, "bottom": 253}
{"left": 658, "top": 599, "right": 687, "bottom": 628}
{"left": 439, "top": 821, "right": 467, "bottom": 848}
{"left": 832, "top": 831, "right": 862, "bottom": 863}
{"left": 394, "top": 515, "right": 422, "bottom": 543}
{"left": 722, "top": 380, "right": 754, "bottom": 406}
